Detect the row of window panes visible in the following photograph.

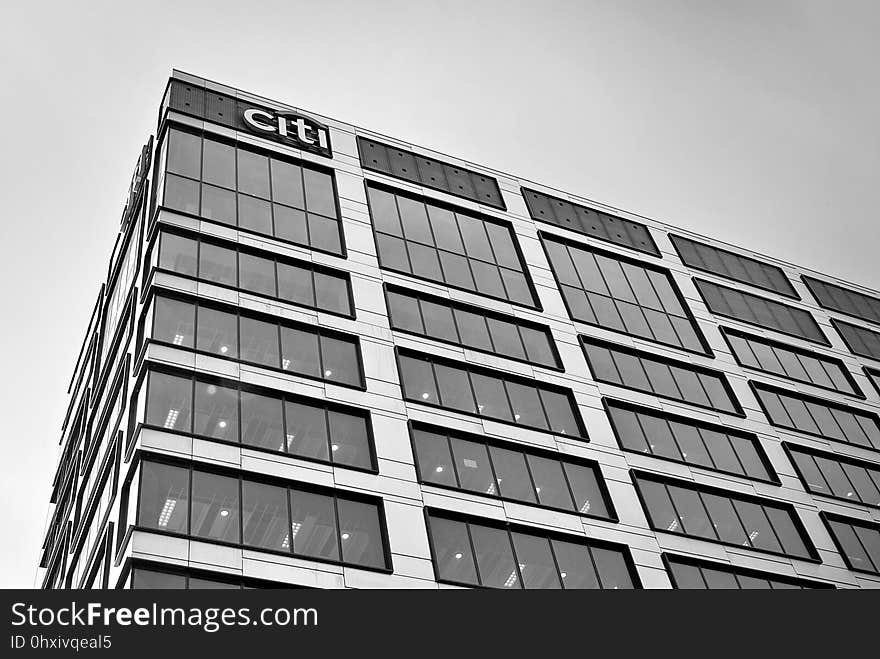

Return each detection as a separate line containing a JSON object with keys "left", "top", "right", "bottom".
{"left": 386, "top": 286, "right": 559, "bottom": 369}
{"left": 543, "top": 235, "right": 707, "bottom": 354}
{"left": 522, "top": 188, "right": 659, "bottom": 256}
{"left": 130, "top": 567, "right": 276, "bottom": 589}
{"left": 833, "top": 319, "right": 880, "bottom": 362}
{"left": 582, "top": 338, "right": 742, "bottom": 415}
{"left": 426, "top": 512, "right": 636, "bottom": 589}
{"left": 695, "top": 279, "right": 827, "bottom": 345}
{"left": 670, "top": 234, "right": 797, "bottom": 298}
{"left": 723, "top": 328, "right": 860, "bottom": 397}
{"left": 752, "top": 383, "right": 880, "bottom": 452}
{"left": 823, "top": 514, "right": 880, "bottom": 575}
{"left": 666, "top": 556, "right": 825, "bottom": 589}
{"left": 161, "top": 128, "right": 342, "bottom": 254}
{"left": 156, "top": 229, "right": 352, "bottom": 316}
{"left": 412, "top": 424, "right": 612, "bottom": 518}
{"left": 149, "top": 293, "right": 363, "bottom": 388}
{"left": 803, "top": 275, "right": 880, "bottom": 327}
{"left": 634, "top": 473, "right": 815, "bottom": 560}
{"left": 137, "top": 459, "right": 387, "bottom": 569}
{"left": 605, "top": 400, "right": 773, "bottom": 482}
{"left": 786, "top": 444, "right": 880, "bottom": 508}
{"left": 367, "top": 185, "right": 536, "bottom": 307}
{"left": 142, "top": 368, "right": 374, "bottom": 470}
{"left": 397, "top": 350, "right": 584, "bottom": 437}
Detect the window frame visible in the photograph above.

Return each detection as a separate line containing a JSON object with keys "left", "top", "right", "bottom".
{"left": 669, "top": 234, "right": 799, "bottom": 299}
{"left": 409, "top": 421, "right": 616, "bottom": 521}
{"left": 803, "top": 275, "right": 880, "bottom": 328}
{"left": 540, "top": 232, "right": 712, "bottom": 356}
{"left": 632, "top": 470, "right": 821, "bottom": 562}
{"left": 833, "top": 318, "right": 880, "bottom": 363}
{"left": 133, "top": 451, "right": 391, "bottom": 572}
{"left": 365, "top": 181, "right": 541, "bottom": 310}
{"left": 819, "top": 511, "right": 880, "bottom": 576}
{"left": 750, "top": 381, "right": 880, "bottom": 454}
{"left": 395, "top": 347, "right": 588, "bottom": 439}
{"left": 720, "top": 327, "right": 864, "bottom": 399}
{"left": 783, "top": 442, "right": 880, "bottom": 510}
{"left": 603, "top": 398, "right": 779, "bottom": 485}
{"left": 145, "top": 223, "right": 355, "bottom": 319}
{"left": 662, "top": 553, "right": 833, "bottom": 589}
{"left": 865, "top": 366, "right": 880, "bottom": 398}
{"left": 423, "top": 507, "right": 641, "bottom": 589}
{"left": 124, "top": 559, "right": 299, "bottom": 590}
{"left": 581, "top": 335, "right": 745, "bottom": 417}
{"left": 134, "top": 362, "right": 378, "bottom": 474}
{"left": 384, "top": 283, "right": 563, "bottom": 371}
{"left": 693, "top": 277, "right": 830, "bottom": 346}
{"left": 156, "top": 121, "right": 346, "bottom": 258}
{"left": 143, "top": 287, "right": 366, "bottom": 391}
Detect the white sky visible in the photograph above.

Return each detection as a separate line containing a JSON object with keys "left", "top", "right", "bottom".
{"left": 0, "top": 0, "right": 878, "bottom": 587}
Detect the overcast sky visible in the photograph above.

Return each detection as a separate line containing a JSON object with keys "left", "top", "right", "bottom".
{"left": 1, "top": 0, "right": 878, "bottom": 588}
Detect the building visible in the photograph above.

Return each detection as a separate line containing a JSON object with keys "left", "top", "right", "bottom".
{"left": 38, "top": 70, "right": 880, "bottom": 590}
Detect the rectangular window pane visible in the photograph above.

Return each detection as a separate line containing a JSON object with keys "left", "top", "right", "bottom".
{"left": 240, "top": 391, "right": 285, "bottom": 451}
{"left": 146, "top": 371, "right": 192, "bottom": 432}
{"left": 193, "top": 380, "right": 238, "bottom": 442}
{"left": 242, "top": 481, "right": 288, "bottom": 551}
{"left": 289, "top": 490, "right": 338, "bottom": 561}
{"left": 337, "top": 499, "right": 385, "bottom": 569}
{"left": 196, "top": 306, "right": 239, "bottom": 359}
{"left": 190, "top": 470, "right": 240, "bottom": 543}
{"left": 138, "top": 461, "right": 189, "bottom": 533}
{"left": 240, "top": 316, "right": 280, "bottom": 368}
{"left": 285, "top": 400, "right": 328, "bottom": 461}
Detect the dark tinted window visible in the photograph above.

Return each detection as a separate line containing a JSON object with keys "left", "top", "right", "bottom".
{"left": 386, "top": 285, "right": 560, "bottom": 369}
{"left": 426, "top": 511, "right": 637, "bottom": 589}
{"left": 634, "top": 472, "right": 817, "bottom": 560}
{"left": 834, "top": 319, "right": 880, "bottom": 362}
{"left": 367, "top": 184, "right": 536, "bottom": 307}
{"left": 804, "top": 276, "right": 880, "bottom": 326}
{"left": 606, "top": 400, "right": 774, "bottom": 482}
{"left": 695, "top": 279, "right": 827, "bottom": 345}
{"left": 722, "top": 328, "right": 860, "bottom": 397}
{"left": 786, "top": 444, "right": 880, "bottom": 508}
{"left": 582, "top": 337, "right": 742, "bottom": 415}
{"left": 665, "top": 555, "right": 830, "bottom": 589}
{"left": 543, "top": 235, "right": 706, "bottom": 353}
{"left": 822, "top": 513, "right": 880, "bottom": 575}
{"left": 397, "top": 349, "right": 585, "bottom": 437}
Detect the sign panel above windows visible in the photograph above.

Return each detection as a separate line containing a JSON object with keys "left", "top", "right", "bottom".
{"left": 163, "top": 79, "right": 332, "bottom": 158}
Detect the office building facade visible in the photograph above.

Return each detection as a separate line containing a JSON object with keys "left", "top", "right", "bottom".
{"left": 39, "top": 70, "right": 880, "bottom": 589}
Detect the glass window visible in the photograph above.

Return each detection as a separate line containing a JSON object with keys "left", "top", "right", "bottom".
{"left": 196, "top": 306, "right": 238, "bottom": 358}
{"left": 397, "top": 196, "right": 433, "bottom": 244}
{"left": 398, "top": 354, "right": 438, "bottom": 403}
{"left": 163, "top": 174, "right": 200, "bottom": 215}
{"left": 242, "top": 481, "right": 288, "bottom": 551}
{"left": 238, "top": 195, "right": 273, "bottom": 236}
{"left": 146, "top": 371, "right": 192, "bottom": 432}
{"left": 454, "top": 308, "right": 492, "bottom": 351}
{"left": 199, "top": 242, "right": 237, "bottom": 287}
{"left": 237, "top": 149, "right": 270, "bottom": 199}
{"left": 520, "top": 326, "right": 556, "bottom": 367}
{"left": 200, "top": 184, "right": 236, "bottom": 226}
{"left": 538, "top": 389, "right": 582, "bottom": 436}
{"left": 420, "top": 300, "right": 458, "bottom": 343}
{"left": 240, "top": 391, "right": 285, "bottom": 451}
{"left": 564, "top": 463, "right": 608, "bottom": 517}
{"left": 303, "top": 168, "right": 337, "bottom": 218}
{"left": 470, "top": 524, "right": 519, "bottom": 589}
{"left": 328, "top": 410, "right": 372, "bottom": 469}
{"left": 489, "top": 446, "right": 536, "bottom": 503}
{"left": 289, "top": 490, "right": 338, "bottom": 561}
{"left": 428, "top": 517, "right": 478, "bottom": 585}
{"left": 471, "top": 372, "right": 513, "bottom": 421}
{"left": 152, "top": 296, "right": 195, "bottom": 348}
{"left": 486, "top": 318, "right": 526, "bottom": 360}
{"left": 512, "top": 533, "right": 561, "bottom": 589}
{"left": 451, "top": 438, "right": 496, "bottom": 495}
{"left": 337, "top": 499, "right": 385, "bottom": 569}
{"left": 280, "top": 326, "right": 320, "bottom": 378}
{"left": 240, "top": 316, "right": 280, "bottom": 368}
{"left": 591, "top": 547, "right": 635, "bottom": 589}
{"left": 550, "top": 540, "right": 600, "bottom": 589}
{"left": 320, "top": 335, "right": 362, "bottom": 387}
{"left": 733, "top": 500, "right": 783, "bottom": 553}
{"left": 438, "top": 251, "right": 475, "bottom": 290}
{"left": 193, "top": 381, "right": 239, "bottom": 442}
{"left": 166, "top": 129, "right": 201, "bottom": 179}
{"left": 132, "top": 568, "right": 187, "bottom": 589}
{"left": 527, "top": 455, "right": 573, "bottom": 510}
{"left": 308, "top": 213, "right": 342, "bottom": 254}
{"left": 238, "top": 252, "right": 276, "bottom": 297}
{"left": 201, "top": 139, "right": 235, "bottom": 189}
{"left": 413, "top": 429, "right": 456, "bottom": 487}
{"left": 277, "top": 262, "right": 315, "bottom": 307}
{"left": 138, "top": 461, "right": 189, "bottom": 533}
{"left": 159, "top": 232, "right": 198, "bottom": 276}
{"left": 285, "top": 400, "right": 328, "bottom": 461}
{"left": 273, "top": 205, "right": 308, "bottom": 245}
{"left": 271, "top": 159, "right": 304, "bottom": 209}
{"left": 435, "top": 364, "right": 476, "bottom": 413}
{"left": 190, "top": 470, "right": 240, "bottom": 543}
{"left": 314, "top": 272, "right": 351, "bottom": 316}
{"left": 506, "top": 381, "right": 548, "bottom": 430}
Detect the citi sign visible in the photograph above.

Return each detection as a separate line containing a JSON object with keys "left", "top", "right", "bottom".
{"left": 242, "top": 107, "right": 332, "bottom": 157}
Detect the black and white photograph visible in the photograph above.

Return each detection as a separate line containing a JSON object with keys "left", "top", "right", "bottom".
{"left": 0, "top": 0, "right": 877, "bottom": 650}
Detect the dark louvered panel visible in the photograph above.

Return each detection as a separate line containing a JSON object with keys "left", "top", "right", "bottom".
{"left": 356, "top": 136, "right": 505, "bottom": 210}
{"left": 167, "top": 80, "right": 205, "bottom": 117}
{"left": 204, "top": 91, "right": 236, "bottom": 129}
